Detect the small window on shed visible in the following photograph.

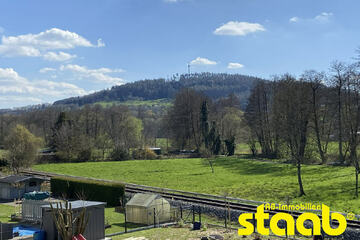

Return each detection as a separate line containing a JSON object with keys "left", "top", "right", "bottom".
{"left": 29, "top": 181, "right": 37, "bottom": 187}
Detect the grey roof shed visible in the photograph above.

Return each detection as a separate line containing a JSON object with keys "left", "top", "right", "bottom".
{"left": 41, "top": 200, "right": 106, "bottom": 240}
{"left": 0, "top": 175, "right": 45, "bottom": 200}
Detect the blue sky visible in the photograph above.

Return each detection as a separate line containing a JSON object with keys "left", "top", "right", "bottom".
{"left": 0, "top": 0, "right": 359, "bottom": 108}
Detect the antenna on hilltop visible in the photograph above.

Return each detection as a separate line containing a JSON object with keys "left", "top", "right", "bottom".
{"left": 187, "top": 63, "right": 191, "bottom": 75}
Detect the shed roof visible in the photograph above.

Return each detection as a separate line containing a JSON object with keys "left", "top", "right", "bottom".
{"left": 42, "top": 200, "right": 106, "bottom": 210}
{"left": 126, "top": 193, "right": 162, "bottom": 207}
{"left": 0, "top": 175, "right": 45, "bottom": 184}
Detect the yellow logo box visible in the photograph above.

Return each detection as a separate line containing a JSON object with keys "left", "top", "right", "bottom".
{"left": 238, "top": 204, "right": 347, "bottom": 236}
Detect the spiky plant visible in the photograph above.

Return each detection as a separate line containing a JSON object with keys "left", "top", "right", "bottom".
{"left": 50, "top": 201, "right": 89, "bottom": 240}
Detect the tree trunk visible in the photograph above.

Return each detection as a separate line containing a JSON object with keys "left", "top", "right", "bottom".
{"left": 338, "top": 87, "right": 344, "bottom": 164}
{"left": 312, "top": 91, "right": 326, "bottom": 164}
{"left": 356, "top": 168, "right": 359, "bottom": 198}
{"left": 297, "top": 121, "right": 308, "bottom": 197}
{"left": 297, "top": 159, "right": 306, "bottom": 196}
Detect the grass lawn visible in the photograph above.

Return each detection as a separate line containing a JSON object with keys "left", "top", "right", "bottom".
{"left": 105, "top": 208, "right": 146, "bottom": 235}
{"left": 33, "top": 156, "right": 360, "bottom": 213}
{"left": 0, "top": 204, "right": 16, "bottom": 223}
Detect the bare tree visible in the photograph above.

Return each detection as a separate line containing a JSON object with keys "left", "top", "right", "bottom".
{"left": 167, "top": 89, "right": 208, "bottom": 150}
{"left": 273, "top": 75, "right": 312, "bottom": 196}
{"left": 245, "top": 81, "right": 278, "bottom": 157}
{"left": 302, "top": 70, "right": 329, "bottom": 164}
{"left": 342, "top": 63, "right": 360, "bottom": 197}
{"left": 330, "top": 61, "right": 349, "bottom": 164}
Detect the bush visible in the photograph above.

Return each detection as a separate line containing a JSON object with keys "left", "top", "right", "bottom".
{"left": 51, "top": 176, "right": 125, "bottom": 207}
{"left": 77, "top": 148, "right": 92, "bottom": 162}
{"left": 110, "top": 147, "right": 130, "bottom": 161}
{"left": 132, "top": 148, "right": 157, "bottom": 160}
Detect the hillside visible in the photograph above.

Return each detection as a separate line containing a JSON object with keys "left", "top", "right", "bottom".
{"left": 54, "top": 73, "right": 264, "bottom": 109}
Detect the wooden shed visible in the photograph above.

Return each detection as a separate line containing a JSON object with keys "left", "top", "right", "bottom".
{"left": 126, "top": 193, "right": 171, "bottom": 225}
{"left": 0, "top": 175, "right": 45, "bottom": 200}
{"left": 41, "top": 200, "right": 106, "bottom": 240}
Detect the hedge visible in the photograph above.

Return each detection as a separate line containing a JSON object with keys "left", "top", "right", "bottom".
{"left": 50, "top": 176, "right": 125, "bottom": 207}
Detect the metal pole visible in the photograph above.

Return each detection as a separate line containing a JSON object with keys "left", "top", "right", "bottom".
{"left": 154, "top": 208, "right": 156, "bottom": 228}
{"left": 225, "top": 208, "right": 227, "bottom": 229}
{"left": 124, "top": 208, "right": 127, "bottom": 233}
{"left": 180, "top": 205, "right": 183, "bottom": 219}
{"left": 199, "top": 206, "right": 201, "bottom": 224}
{"left": 192, "top": 205, "right": 195, "bottom": 224}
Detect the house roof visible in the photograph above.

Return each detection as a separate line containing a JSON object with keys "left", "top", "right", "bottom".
{"left": 41, "top": 200, "right": 106, "bottom": 210}
{"left": 126, "top": 193, "right": 162, "bottom": 207}
{"left": 0, "top": 175, "right": 45, "bottom": 184}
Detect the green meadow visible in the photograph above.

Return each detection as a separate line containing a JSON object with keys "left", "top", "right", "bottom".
{"left": 33, "top": 156, "right": 360, "bottom": 214}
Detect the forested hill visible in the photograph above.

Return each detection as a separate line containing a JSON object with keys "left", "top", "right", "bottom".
{"left": 54, "top": 73, "right": 264, "bottom": 108}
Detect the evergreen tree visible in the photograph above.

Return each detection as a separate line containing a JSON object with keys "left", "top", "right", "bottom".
{"left": 200, "top": 100, "right": 209, "bottom": 147}
{"left": 225, "top": 136, "right": 236, "bottom": 156}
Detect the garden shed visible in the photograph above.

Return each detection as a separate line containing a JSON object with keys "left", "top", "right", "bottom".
{"left": 126, "top": 193, "right": 171, "bottom": 225}
{"left": 0, "top": 175, "right": 45, "bottom": 200}
{"left": 41, "top": 200, "right": 106, "bottom": 240}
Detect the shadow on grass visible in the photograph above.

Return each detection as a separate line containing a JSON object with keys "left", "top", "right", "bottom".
{"left": 111, "top": 222, "right": 147, "bottom": 229}
{"left": 202, "top": 156, "right": 356, "bottom": 205}
{"left": 203, "top": 157, "right": 292, "bottom": 176}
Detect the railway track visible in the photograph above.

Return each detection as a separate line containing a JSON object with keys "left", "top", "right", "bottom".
{"left": 20, "top": 169, "right": 360, "bottom": 229}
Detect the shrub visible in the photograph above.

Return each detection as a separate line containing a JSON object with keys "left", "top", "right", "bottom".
{"left": 224, "top": 136, "right": 235, "bottom": 156}
{"left": 110, "top": 147, "right": 130, "bottom": 161}
{"left": 51, "top": 176, "right": 125, "bottom": 207}
{"left": 0, "top": 157, "right": 7, "bottom": 167}
{"left": 132, "top": 148, "right": 157, "bottom": 160}
{"left": 77, "top": 148, "right": 92, "bottom": 162}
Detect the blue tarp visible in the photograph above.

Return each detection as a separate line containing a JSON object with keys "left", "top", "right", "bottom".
{"left": 13, "top": 226, "right": 45, "bottom": 240}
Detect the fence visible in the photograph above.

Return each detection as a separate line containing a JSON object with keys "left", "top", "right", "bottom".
{"left": 175, "top": 203, "right": 345, "bottom": 240}
{"left": 21, "top": 199, "right": 52, "bottom": 222}
{"left": 110, "top": 201, "right": 346, "bottom": 240}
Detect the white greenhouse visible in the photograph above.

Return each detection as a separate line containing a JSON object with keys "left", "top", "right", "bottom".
{"left": 126, "top": 193, "right": 171, "bottom": 225}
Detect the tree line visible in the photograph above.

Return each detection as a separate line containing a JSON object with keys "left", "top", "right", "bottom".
{"left": 244, "top": 59, "right": 360, "bottom": 197}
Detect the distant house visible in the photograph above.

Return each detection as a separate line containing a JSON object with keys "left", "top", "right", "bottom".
{"left": 0, "top": 175, "right": 45, "bottom": 200}
{"left": 148, "top": 147, "right": 161, "bottom": 155}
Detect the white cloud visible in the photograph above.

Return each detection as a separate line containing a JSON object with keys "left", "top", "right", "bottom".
{"left": 60, "top": 64, "right": 125, "bottom": 85}
{"left": 0, "top": 96, "right": 44, "bottom": 109}
{"left": 214, "top": 21, "right": 265, "bottom": 36}
{"left": 0, "top": 67, "right": 87, "bottom": 108}
{"left": 227, "top": 62, "right": 244, "bottom": 69}
{"left": 289, "top": 12, "right": 333, "bottom": 24}
{"left": 190, "top": 57, "right": 217, "bottom": 65}
{"left": 0, "top": 28, "right": 104, "bottom": 61}
{"left": 289, "top": 17, "right": 300, "bottom": 23}
{"left": 43, "top": 51, "right": 76, "bottom": 62}
{"left": 0, "top": 27, "right": 4, "bottom": 34}
{"left": 314, "top": 12, "right": 333, "bottom": 22}
{"left": 39, "top": 67, "right": 56, "bottom": 73}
